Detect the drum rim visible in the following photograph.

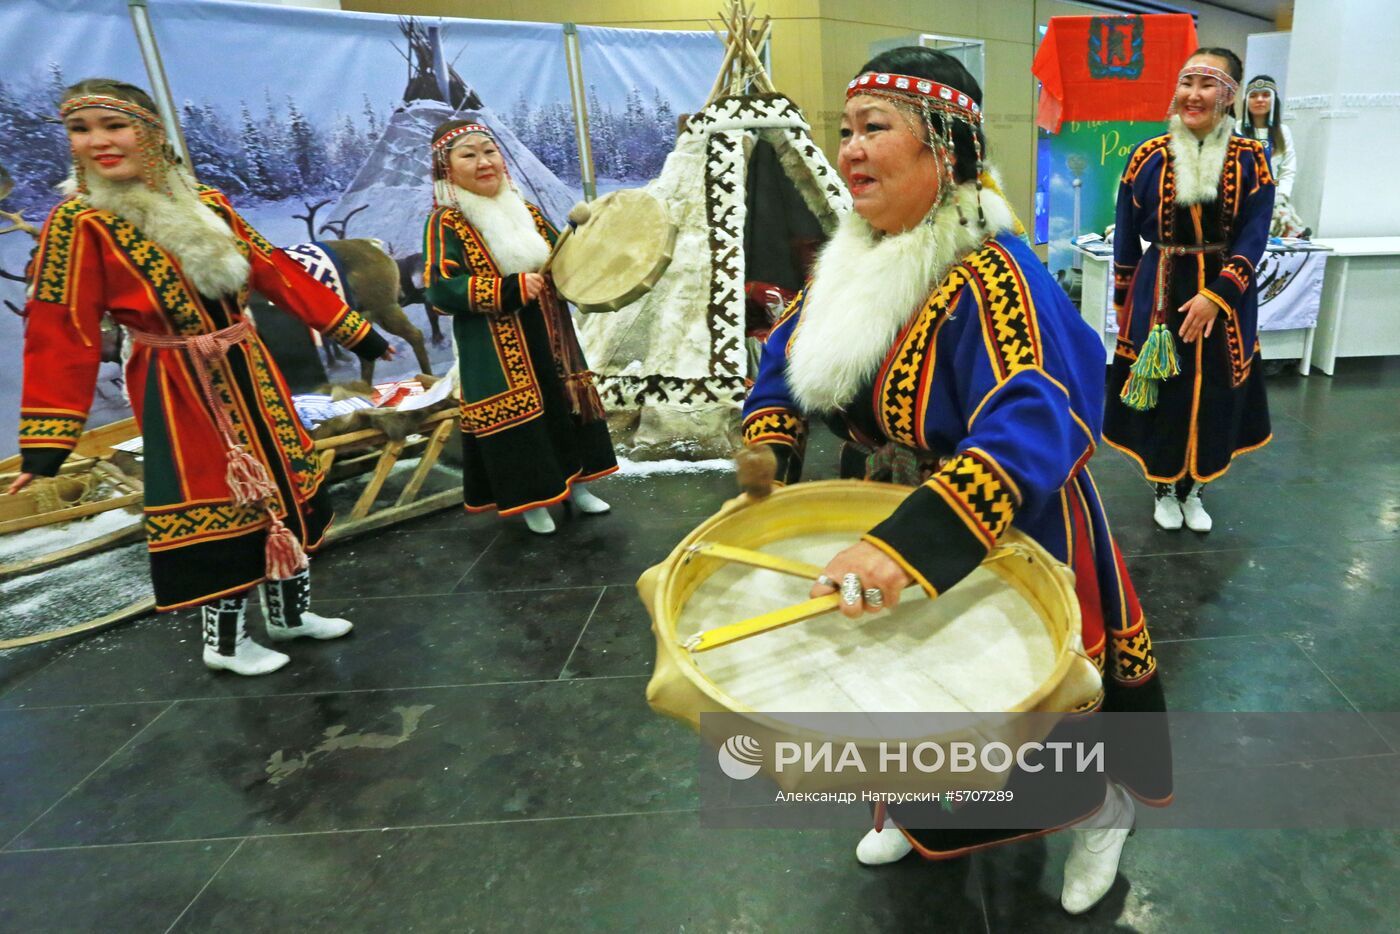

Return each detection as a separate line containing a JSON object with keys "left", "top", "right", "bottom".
{"left": 552, "top": 188, "right": 678, "bottom": 314}
{"left": 647, "top": 480, "right": 1085, "bottom": 732}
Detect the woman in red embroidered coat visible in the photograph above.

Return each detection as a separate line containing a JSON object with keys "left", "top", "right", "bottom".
{"left": 422, "top": 121, "right": 616, "bottom": 535}
{"left": 8, "top": 80, "right": 390, "bottom": 676}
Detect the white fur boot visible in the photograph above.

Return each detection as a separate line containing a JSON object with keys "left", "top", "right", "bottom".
{"left": 1153, "top": 486, "right": 1183, "bottom": 530}
{"left": 523, "top": 507, "right": 556, "bottom": 535}
{"left": 1061, "top": 782, "right": 1136, "bottom": 914}
{"left": 570, "top": 483, "right": 610, "bottom": 515}
{"left": 855, "top": 818, "right": 913, "bottom": 866}
{"left": 263, "top": 569, "right": 353, "bottom": 641}
{"left": 202, "top": 596, "right": 290, "bottom": 676}
{"left": 1180, "top": 484, "right": 1212, "bottom": 533}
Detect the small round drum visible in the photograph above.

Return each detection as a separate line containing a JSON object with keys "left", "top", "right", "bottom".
{"left": 550, "top": 188, "right": 676, "bottom": 313}
{"left": 638, "top": 480, "right": 1103, "bottom": 793}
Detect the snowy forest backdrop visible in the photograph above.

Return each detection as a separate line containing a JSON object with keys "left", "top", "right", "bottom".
{"left": 0, "top": 0, "right": 721, "bottom": 456}
{"left": 0, "top": 73, "right": 686, "bottom": 219}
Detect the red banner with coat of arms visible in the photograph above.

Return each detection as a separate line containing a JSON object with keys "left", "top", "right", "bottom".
{"left": 1033, "top": 14, "right": 1198, "bottom": 132}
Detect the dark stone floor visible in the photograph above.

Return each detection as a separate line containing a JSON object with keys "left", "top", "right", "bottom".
{"left": 2, "top": 360, "right": 1398, "bottom": 932}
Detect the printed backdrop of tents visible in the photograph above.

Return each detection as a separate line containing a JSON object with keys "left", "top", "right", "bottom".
{"left": 579, "top": 6, "right": 850, "bottom": 459}
{"left": 0, "top": 0, "right": 721, "bottom": 458}
{"left": 326, "top": 99, "right": 576, "bottom": 259}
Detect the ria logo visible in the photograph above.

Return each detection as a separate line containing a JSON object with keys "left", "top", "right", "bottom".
{"left": 717, "top": 734, "right": 763, "bottom": 780}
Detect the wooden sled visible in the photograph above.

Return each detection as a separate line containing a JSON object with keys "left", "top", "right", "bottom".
{"left": 318, "top": 403, "right": 461, "bottom": 543}
{"left": 0, "top": 417, "right": 146, "bottom": 579}
{"left": 0, "top": 389, "right": 462, "bottom": 650}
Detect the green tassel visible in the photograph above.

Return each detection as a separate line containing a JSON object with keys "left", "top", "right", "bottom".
{"left": 1136, "top": 323, "right": 1181, "bottom": 380}
{"left": 1118, "top": 323, "right": 1179, "bottom": 411}
{"left": 1119, "top": 370, "right": 1159, "bottom": 411}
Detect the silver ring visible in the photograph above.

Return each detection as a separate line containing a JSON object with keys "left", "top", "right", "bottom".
{"left": 840, "top": 573, "right": 862, "bottom": 606}
{"left": 816, "top": 574, "right": 837, "bottom": 589}
{"left": 863, "top": 588, "right": 885, "bottom": 608}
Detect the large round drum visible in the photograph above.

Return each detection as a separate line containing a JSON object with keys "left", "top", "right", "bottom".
{"left": 639, "top": 480, "right": 1104, "bottom": 793}
{"left": 550, "top": 188, "right": 676, "bottom": 313}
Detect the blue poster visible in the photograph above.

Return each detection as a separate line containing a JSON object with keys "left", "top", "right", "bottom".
{"left": 577, "top": 26, "right": 724, "bottom": 192}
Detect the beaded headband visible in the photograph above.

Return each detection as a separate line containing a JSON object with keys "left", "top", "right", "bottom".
{"left": 1244, "top": 79, "right": 1278, "bottom": 128}
{"left": 432, "top": 123, "right": 494, "bottom": 152}
{"left": 60, "top": 93, "right": 172, "bottom": 194}
{"left": 1178, "top": 63, "right": 1240, "bottom": 101}
{"left": 1245, "top": 78, "right": 1278, "bottom": 98}
{"left": 431, "top": 123, "right": 513, "bottom": 210}
{"left": 846, "top": 70, "right": 987, "bottom": 226}
{"left": 59, "top": 94, "right": 163, "bottom": 127}
{"left": 846, "top": 72, "right": 983, "bottom": 124}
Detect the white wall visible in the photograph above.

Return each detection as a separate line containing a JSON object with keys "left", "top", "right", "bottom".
{"left": 1244, "top": 31, "right": 1289, "bottom": 99}
{"left": 1287, "top": 0, "right": 1400, "bottom": 237}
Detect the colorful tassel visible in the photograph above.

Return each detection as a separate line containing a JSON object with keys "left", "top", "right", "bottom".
{"left": 225, "top": 445, "right": 276, "bottom": 507}
{"left": 264, "top": 514, "right": 308, "bottom": 580}
{"left": 563, "top": 372, "right": 606, "bottom": 424}
{"left": 1136, "top": 323, "right": 1181, "bottom": 380}
{"left": 1119, "top": 370, "right": 1159, "bottom": 411}
{"left": 866, "top": 443, "right": 923, "bottom": 486}
{"left": 1119, "top": 323, "right": 1179, "bottom": 411}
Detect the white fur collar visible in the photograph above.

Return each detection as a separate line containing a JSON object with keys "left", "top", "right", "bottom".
{"left": 62, "top": 168, "right": 250, "bottom": 298}
{"left": 1168, "top": 115, "right": 1233, "bottom": 206}
{"left": 436, "top": 181, "right": 549, "bottom": 275}
{"left": 787, "top": 183, "right": 1015, "bottom": 413}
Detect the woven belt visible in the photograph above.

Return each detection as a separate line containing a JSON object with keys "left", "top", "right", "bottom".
{"left": 1155, "top": 242, "right": 1228, "bottom": 256}
{"left": 130, "top": 320, "right": 255, "bottom": 463}
{"left": 130, "top": 319, "right": 308, "bottom": 580}
{"left": 1151, "top": 242, "right": 1228, "bottom": 323}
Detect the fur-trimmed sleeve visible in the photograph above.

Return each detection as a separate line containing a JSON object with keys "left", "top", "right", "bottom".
{"left": 740, "top": 293, "right": 809, "bottom": 485}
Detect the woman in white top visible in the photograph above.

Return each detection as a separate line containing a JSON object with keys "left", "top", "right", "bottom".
{"left": 1241, "top": 75, "right": 1310, "bottom": 237}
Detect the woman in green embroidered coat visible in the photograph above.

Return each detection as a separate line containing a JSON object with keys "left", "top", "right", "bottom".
{"left": 8, "top": 80, "right": 391, "bottom": 676}
{"left": 422, "top": 121, "right": 617, "bottom": 535}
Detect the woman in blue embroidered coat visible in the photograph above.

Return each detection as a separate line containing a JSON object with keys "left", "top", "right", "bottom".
{"left": 422, "top": 121, "right": 616, "bottom": 535}
{"left": 740, "top": 48, "right": 1169, "bottom": 915}
{"left": 9, "top": 80, "right": 391, "bottom": 677}
{"left": 1105, "top": 48, "right": 1274, "bottom": 533}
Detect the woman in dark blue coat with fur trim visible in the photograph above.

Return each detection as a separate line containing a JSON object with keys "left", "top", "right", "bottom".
{"left": 739, "top": 47, "right": 1170, "bottom": 915}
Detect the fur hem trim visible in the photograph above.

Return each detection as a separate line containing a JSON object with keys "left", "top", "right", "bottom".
{"left": 435, "top": 181, "right": 549, "bottom": 275}
{"left": 787, "top": 182, "right": 1015, "bottom": 413}
{"left": 64, "top": 168, "right": 250, "bottom": 298}
{"left": 1168, "top": 115, "right": 1232, "bottom": 206}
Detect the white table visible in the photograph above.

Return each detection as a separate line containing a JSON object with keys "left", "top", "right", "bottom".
{"left": 1305, "top": 237, "right": 1400, "bottom": 376}
{"left": 1075, "top": 245, "right": 1328, "bottom": 375}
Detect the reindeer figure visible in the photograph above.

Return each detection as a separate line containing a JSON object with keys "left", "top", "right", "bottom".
{"left": 395, "top": 250, "right": 447, "bottom": 346}
{"left": 324, "top": 238, "right": 432, "bottom": 383}
{"left": 0, "top": 164, "right": 40, "bottom": 319}
{"left": 287, "top": 199, "right": 434, "bottom": 382}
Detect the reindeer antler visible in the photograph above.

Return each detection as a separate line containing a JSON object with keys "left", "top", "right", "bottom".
{"left": 0, "top": 163, "right": 39, "bottom": 238}
{"left": 0, "top": 208, "right": 39, "bottom": 238}
{"left": 319, "top": 204, "right": 367, "bottom": 240}
{"left": 292, "top": 198, "right": 333, "bottom": 241}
